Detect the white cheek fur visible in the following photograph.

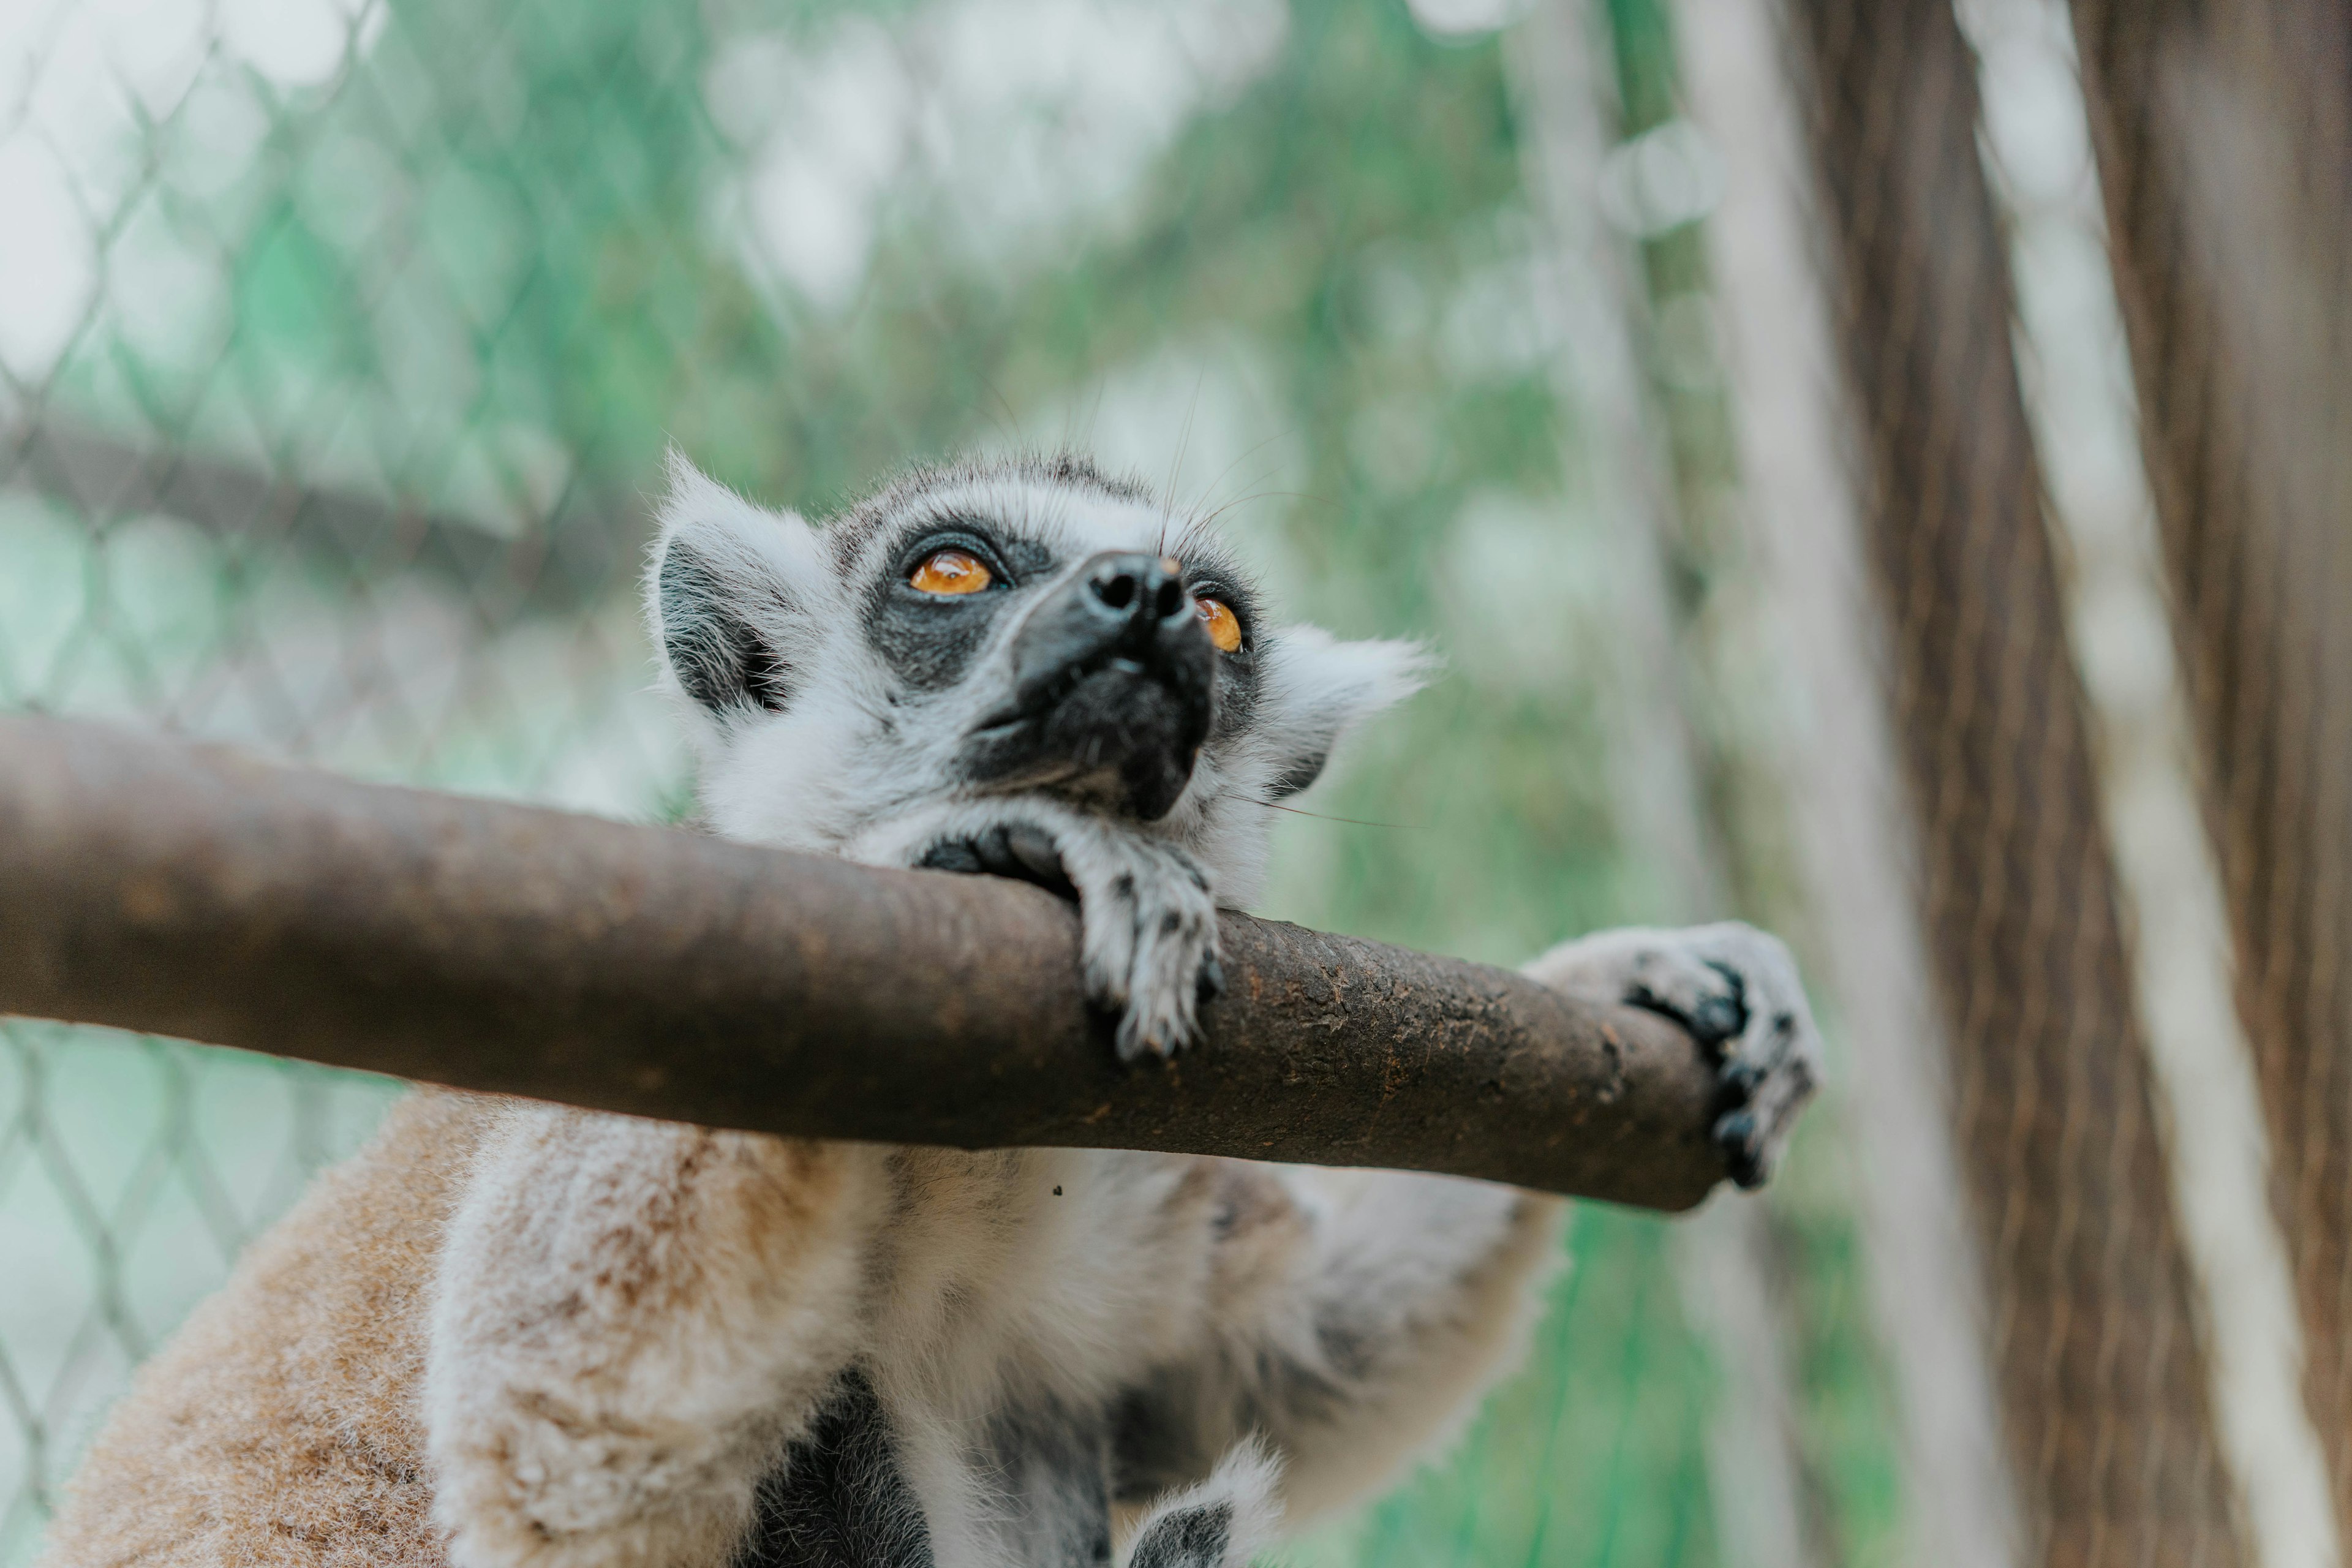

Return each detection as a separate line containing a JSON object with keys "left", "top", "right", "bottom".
{"left": 700, "top": 698, "right": 873, "bottom": 852}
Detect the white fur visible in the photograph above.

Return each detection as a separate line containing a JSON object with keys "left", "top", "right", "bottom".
{"left": 424, "top": 454, "right": 1819, "bottom": 1568}
{"left": 1120, "top": 1439, "right": 1284, "bottom": 1568}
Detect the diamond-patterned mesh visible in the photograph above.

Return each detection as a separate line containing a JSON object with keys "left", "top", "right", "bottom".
{"left": 0, "top": 1024, "right": 401, "bottom": 1564}
{"left": 0, "top": 1, "right": 1792, "bottom": 1560}
{"left": 4, "top": 0, "right": 2302, "bottom": 1564}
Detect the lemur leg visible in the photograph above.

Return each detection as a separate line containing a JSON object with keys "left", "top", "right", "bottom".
{"left": 1235, "top": 1171, "right": 1566, "bottom": 1523}
{"left": 1525, "top": 921, "right": 1822, "bottom": 1186}
{"left": 1122, "top": 1441, "right": 1284, "bottom": 1568}
{"left": 1119, "top": 925, "right": 1817, "bottom": 1526}
{"left": 426, "top": 1103, "right": 891, "bottom": 1568}
{"left": 847, "top": 798, "right": 1223, "bottom": 1061}
{"left": 1116, "top": 1163, "right": 1566, "bottom": 1529}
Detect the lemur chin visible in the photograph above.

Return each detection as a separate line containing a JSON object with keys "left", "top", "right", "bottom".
{"left": 36, "top": 453, "right": 1820, "bottom": 1568}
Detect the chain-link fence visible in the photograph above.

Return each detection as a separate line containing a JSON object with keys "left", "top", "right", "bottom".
{"left": 0, "top": 1, "right": 1770, "bottom": 1561}
{"left": 4, "top": 0, "right": 2345, "bottom": 1564}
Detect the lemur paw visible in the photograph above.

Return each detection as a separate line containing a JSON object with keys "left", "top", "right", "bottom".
{"left": 1125, "top": 1439, "right": 1283, "bottom": 1568}
{"left": 911, "top": 809, "right": 1222, "bottom": 1061}
{"left": 1064, "top": 829, "right": 1221, "bottom": 1061}
{"left": 1523, "top": 922, "right": 1821, "bottom": 1188}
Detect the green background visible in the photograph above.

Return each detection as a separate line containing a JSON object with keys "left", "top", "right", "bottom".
{"left": 0, "top": 0, "right": 1898, "bottom": 1561}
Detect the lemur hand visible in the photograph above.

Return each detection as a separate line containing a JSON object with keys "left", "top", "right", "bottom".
{"left": 1523, "top": 922, "right": 1821, "bottom": 1188}
{"left": 869, "top": 802, "right": 1224, "bottom": 1062}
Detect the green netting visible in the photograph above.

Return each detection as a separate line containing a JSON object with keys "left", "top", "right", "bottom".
{"left": 0, "top": 0, "right": 1899, "bottom": 1562}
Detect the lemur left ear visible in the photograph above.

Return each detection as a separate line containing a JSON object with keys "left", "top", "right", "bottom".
{"left": 1248, "top": 628, "right": 1431, "bottom": 801}
{"left": 645, "top": 453, "right": 829, "bottom": 721}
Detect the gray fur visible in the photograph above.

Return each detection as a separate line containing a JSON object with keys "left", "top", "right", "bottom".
{"left": 414, "top": 453, "right": 1822, "bottom": 1568}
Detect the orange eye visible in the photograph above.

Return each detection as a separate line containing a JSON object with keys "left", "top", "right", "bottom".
{"left": 1196, "top": 595, "right": 1242, "bottom": 653}
{"left": 910, "top": 548, "right": 992, "bottom": 595}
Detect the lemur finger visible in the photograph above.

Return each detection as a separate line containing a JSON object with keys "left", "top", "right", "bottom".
{"left": 1001, "top": 821, "right": 1077, "bottom": 899}
{"left": 1684, "top": 923, "right": 1822, "bottom": 1185}
{"left": 1077, "top": 875, "right": 1142, "bottom": 1015}
{"left": 1688, "top": 925, "right": 1807, "bottom": 1065}
{"left": 1117, "top": 879, "right": 1218, "bottom": 1061}
{"left": 1624, "top": 948, "right": 1747, "bottom": 1049}
{"left": 916, "top": 839, "right": 986, "bottom": 875}
{"left": 1716, "top": 1042, "right": 1817, "bottom": 1189}
{"left": 917, "top": 825, "right": 1076, "bottom": 900}
{"left": 1715, "top": 1109, "right": 1763, "bottom": 1188}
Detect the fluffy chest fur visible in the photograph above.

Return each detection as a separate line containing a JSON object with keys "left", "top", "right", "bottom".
{"left": 427, "top": 1102, "right": 1350, "bottom": 1568}
{"left": 748, "top": 1147, "right": 1299, "bottom": 1568}
{"left": 32, "top": 451, "right": 1820, "bottom": 1568}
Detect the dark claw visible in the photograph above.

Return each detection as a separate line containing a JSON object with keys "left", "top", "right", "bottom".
{"left": 1196, "top": 954, "right": 1226, "bottom": 1006}
{"left": 1719, "top": 1058, "right": 1767, "bottom": 1099}
{"left": 1690, "top": 995, "right": 1743, "bottom": 1046}
{"left": 1690, "top": 960, "right": 1747, "bottom": 1046}
{"left": 1004, "top": 822, "right": 1075, "bottom": 897}
{"left": 918, "top": 839, "right": 986, "bottom": 875}
{"left": 920, "top": 824, "right": 1076, "bottom": 900}
{"left": 1714, "top": 1109, "right": 1765, "bottom": 1188}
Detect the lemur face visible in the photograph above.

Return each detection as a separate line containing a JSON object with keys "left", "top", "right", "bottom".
{"left": 647, "top": 453, "right": 1422, "bottom": 916}
{"left": 649, "top": 450, "right": 1419, "bottom": 1054}
{"left": 869, "top": 504, "right": 1231, "bottom": 823}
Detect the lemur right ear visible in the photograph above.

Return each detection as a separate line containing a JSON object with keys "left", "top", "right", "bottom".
{"left": 1248, "top": 627, "right": 1431, "bottom": 801}
{"left": 646, "top": 453, "right": 828, "bottom": 720}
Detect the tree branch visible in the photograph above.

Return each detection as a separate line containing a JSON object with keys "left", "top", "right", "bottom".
{"left": 0, "top": 713, "right": 1730, "bottom": 1210}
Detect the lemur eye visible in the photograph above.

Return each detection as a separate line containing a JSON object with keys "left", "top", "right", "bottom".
{"left": 910, "top": 549, "right": 992, "bottom": 595}
{"left": 1196, "top": 596, "right": 1243, "bottom": 654}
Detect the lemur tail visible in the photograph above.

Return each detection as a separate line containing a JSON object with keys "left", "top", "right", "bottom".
{"left": 1121, "top": 1439, "right": 1283, "bottom": 1568}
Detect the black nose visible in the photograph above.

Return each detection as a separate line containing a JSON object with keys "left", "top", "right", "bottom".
{"left": 1087, "top": 553, "right": 1194, "bottom": 643}
{"left": 970, "top": 549, "right": 1218, "bottom": 822}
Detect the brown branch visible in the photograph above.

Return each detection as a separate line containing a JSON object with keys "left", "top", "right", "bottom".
{"left": 0, "top": 713, "right": 1730, "bottom": 1210}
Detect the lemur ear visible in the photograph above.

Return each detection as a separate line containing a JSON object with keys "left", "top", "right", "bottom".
{"left": 1250, "top": 628, "right": 1431, "bottom": 801}
{"left": 645, "top": 453, "right": 828, "bottom": 720}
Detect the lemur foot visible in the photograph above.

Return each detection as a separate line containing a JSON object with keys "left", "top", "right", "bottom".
{"left": 899, "top": 804, "right": 1221, "bottom": 1061}
{"left": 1125, "top": 1439, "right": 1283, "bottom": 1568}
{"left": 1524, "top": 922, "right": 1821, "bottom": 1188}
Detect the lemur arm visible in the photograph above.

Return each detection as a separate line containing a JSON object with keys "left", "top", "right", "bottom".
{"left": 425, "top": 1103, "right": 891, "bottom": 1568}
{"left": 1120, "top": 922, "right": 1819, "bottom": 1526}
{"left": 1130, "top": 1166, "right": 1567, "bottom": 1526}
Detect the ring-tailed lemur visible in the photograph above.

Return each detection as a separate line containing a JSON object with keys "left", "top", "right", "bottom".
{"left": 37, "top": 453, "right": 1819, "bottom": 1568}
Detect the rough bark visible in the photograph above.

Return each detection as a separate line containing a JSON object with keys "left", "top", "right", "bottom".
{"left": 0, "top": 712, "right": 1730, "bottom": 1210}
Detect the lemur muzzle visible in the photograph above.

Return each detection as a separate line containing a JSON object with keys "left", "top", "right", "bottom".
{"left": 970, "top": 550, "right": 1218, "bottom": 820}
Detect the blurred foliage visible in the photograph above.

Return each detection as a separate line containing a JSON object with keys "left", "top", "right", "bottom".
{"left": 0, "top": 0, "right": 1907, "bottom": 1562}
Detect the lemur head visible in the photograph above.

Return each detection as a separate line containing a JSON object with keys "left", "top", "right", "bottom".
{"left": 646, "top": 452, "right": 1422, "bottom": 908}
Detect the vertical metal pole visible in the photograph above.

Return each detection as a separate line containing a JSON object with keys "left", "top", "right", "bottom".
{"left": 1958, "top": 3, "right": 2338, "bottom": 1562}
{"left": 1701, "top": 0, "right": 2250, "bottom": 1561}
{"left": 2071, "top": 0, "right": 2352, "bottom": 1539}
